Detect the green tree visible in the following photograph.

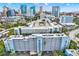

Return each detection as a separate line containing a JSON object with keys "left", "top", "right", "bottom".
{"left": 0, "top": 40, "right": 5, "bottom": 56}
{"left": 69, "top": 40, "right": 77, "bottom": 49}
{"left": 75, "top": 33, "right": 79, "bottom": 38}
{"left": 62, "top": 27, "right": 68, "bottom": 35}
{"left": 62, "top": 27, "right": 68, "bottom": 33}
{"left": 8, "top": 29, "right": 14, "bottom": 36}
{"left": 73, "top": 17, "right": 79, "bottom": 25}
{"left": 53, "top": 50, "right": 64, "bottom": 56}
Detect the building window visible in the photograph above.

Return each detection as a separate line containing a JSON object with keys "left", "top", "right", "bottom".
{"left": 54, "top": 28, "right": 58, "bottom": 33}
{"left": 38, "top": 40, "right": 40, "bottom": 52}
{"left": 44, "top": 41, "right": 46, "bottom": 46}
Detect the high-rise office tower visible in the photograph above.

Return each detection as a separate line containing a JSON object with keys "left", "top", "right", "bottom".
{"left": 3, "top": 6, "right": 9, "bottom": 17}
{"left": 17, "top": 9, "right": 21, "bottom": 16}
{"left": 0, "top": 12, "right": 2, "bottom": 17}
{"left": 52, "top": 6, "right": 60, "bottom": 17}
{"left": 39, "top": 6, "right": 43, "bottom": 14}
{"left": 7, "top": 9, "right": 15, "bottom": 17}
{"left": 30, "top": 6, "right": 36, "bottom": 17}
{"left": 20, "top": 5, "right": 27, "bottom": 15}
{"left": 39, "top": 6, "right": 45, "bottom": 19}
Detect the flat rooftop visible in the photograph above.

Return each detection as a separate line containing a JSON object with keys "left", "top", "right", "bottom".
{"left": 30, "top": 19, "right": 52, "bottom": 27}
{"left": 8, "top": 33, "right": 68, "bottom": 40}
{"left": 16, "top": 18, "right": 62, "bottom": 29}
{"left": 61, "top": 23, "right": 76, "bottom": 26}
{"left": 31, "top": 33, "right": 67, "bottom": 37}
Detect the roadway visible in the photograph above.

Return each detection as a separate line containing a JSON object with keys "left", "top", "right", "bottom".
{"left": 69, "top": 28, "right": 79, "bottom": 40}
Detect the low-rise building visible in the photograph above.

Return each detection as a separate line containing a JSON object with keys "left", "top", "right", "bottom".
{"left": 59, "top": 15, "right": 76, "bottom": 29}
{"left": 0, "top": 16, "right": 25, "bottom": 22}
{"left": 60, "top": 15, "right": 75, "bottom": 26}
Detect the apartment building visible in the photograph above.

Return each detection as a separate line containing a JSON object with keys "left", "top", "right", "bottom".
{"left": 4, "top": 33, "right": 70, "bottom": 54}
{"left": 14, "top": 19, "right": 62, "bottom": 35}
{"left": 3, "top": 17, "right": 71, "bottom": 55}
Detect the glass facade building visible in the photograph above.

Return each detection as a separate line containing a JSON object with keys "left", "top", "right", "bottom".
{"left": 7, "top": 9, "right": 15, "bottom": 17}
{"left": 30, "top": 6, "right": 36, "bottom": 16}
{"left": 20, "top": 5, "right": 27, "bottom": 15}
{"left": 52, "top": 6, "right": 60, "bottom": 17}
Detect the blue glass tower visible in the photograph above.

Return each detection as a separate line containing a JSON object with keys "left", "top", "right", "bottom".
{"left": 7, "top": 9, "right": 15, "bottom": 17}
{"left": 52, "top": 6, "right": 60, "bottom": 17}
{"left": 30, "top": 6, "right": 36, "bottom": 14}
{"left": 20, "top": 5, "right": 27, "bottom": 15}
{"left": 30, "top": 6, "right": 36, "bottom": 16}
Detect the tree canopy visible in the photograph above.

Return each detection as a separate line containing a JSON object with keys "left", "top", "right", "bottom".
{"left": 69, "top": 40, "right": 78, "bottom": 49}
{"left": 53, "top": 50, "right": 64, "bottom": 56}
{"left": 0, "top": 40, "right": 5, "bottom": 56}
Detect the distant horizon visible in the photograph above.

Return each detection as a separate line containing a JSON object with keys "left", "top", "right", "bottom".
{"left": 0, "top": 3, "right": 79, "bottom": 12}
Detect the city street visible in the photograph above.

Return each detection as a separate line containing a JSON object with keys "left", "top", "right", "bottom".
{"left": 69, "top": 28, "right": 79, "bottom": 40}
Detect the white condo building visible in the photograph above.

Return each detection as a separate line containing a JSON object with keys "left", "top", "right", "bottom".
{"left": 14, "top": 19, "right": 62, "bottom": 35}
{"left": 4, "top": 18, "right": 70, "bottom": 55}
{"left": 4, "top": 33, "right": 70, "bottom": 54}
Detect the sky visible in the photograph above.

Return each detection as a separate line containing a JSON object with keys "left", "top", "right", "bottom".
{"left": 0, "top": 3, "right": 79, "bottom": 12}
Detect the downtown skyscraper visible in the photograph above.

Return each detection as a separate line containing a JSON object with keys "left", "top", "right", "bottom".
{"left": 52, "top": 6, "right": 60, "bottom": 17}
{"left": 2, "top": 6, "right": 9, "bottom": 17}
{"left": 30, "top": 6, "right": 36, "bottom": 17}
{"left": 7, "top": 9, "right": 15, "bottom": 17}
{"left": 20, "top": 4, "right": 27, "bottom": 15}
